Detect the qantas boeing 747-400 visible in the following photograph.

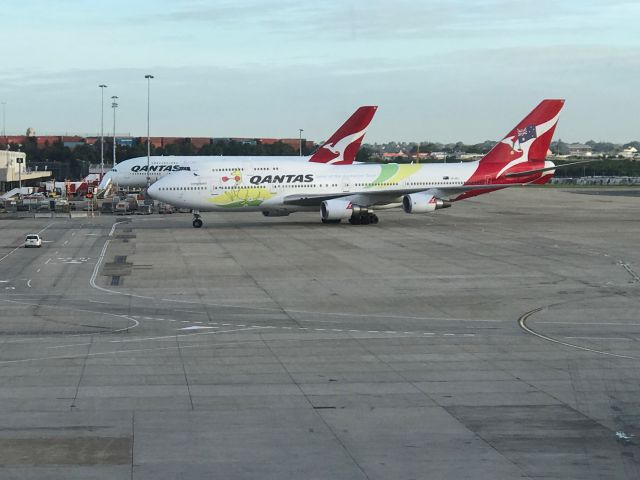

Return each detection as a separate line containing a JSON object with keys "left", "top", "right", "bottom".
{"left": 148, "top": 100, "right": 574, "bottom": 228}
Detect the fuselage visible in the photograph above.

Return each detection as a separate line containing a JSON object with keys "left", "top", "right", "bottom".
{"left": 103, "top": 155, "right": 317, "bottom": 189}
{"left": 147, "top": 158, "right": 552, "bottom": 212}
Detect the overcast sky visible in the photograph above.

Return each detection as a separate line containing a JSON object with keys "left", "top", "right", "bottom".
{"left": 1, "top": 0, "right": 638, "bottom": 143}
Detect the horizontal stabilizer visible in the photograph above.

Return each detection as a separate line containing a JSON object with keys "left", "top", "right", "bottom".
{"left": 504, "top": 160, "right": 594, "bottom": 178}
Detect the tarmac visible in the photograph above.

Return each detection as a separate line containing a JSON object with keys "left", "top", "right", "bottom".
{"left": 0, "top": 186, "right": 639, "bottom": 479}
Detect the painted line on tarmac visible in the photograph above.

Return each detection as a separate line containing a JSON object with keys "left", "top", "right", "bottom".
{"left": 0, "top": 339, "right": 269, "bottom": 366}
{"left": 106, "top": 326, "right": 269, "bottom": 345}
{"left": 616, "top": 260, "right": 640, "bottom": 283}
{"left": 0, "top": 297, "right": 140, "bottom": 339}
{"left": 565, "top": 336, "right": 633, "bottom": 341}
{"left": 518, "top": 307, "right": 637, "bottom": 360}
{"left": 133, "top": 314, "right": 478, "bottom": 338}
{"left": 537, "top": 321, "right": 640, "bottom": 326}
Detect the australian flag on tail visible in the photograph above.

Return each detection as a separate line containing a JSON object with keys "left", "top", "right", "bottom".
{"left": 517, "top": 125, "right": 537, "bottom": 144}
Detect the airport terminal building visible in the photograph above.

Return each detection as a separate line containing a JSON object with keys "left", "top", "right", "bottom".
{"left": 0, "top": 150, "right": 51, "bottom": 194}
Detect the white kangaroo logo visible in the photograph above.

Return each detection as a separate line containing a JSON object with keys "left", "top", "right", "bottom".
{"left": 322, "top": 128, "right": 368, "bottom": 164}
{"left": 496, "top": 112, "right": 561, "bottom": 178}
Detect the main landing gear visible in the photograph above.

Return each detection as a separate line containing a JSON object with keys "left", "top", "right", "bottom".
{"left": 192, "top": 211, "right": 203, "bottom": 228}
{"left": 348, "top": 206, "right": 379, "bottom": 225}
{"left": 349, "top": 212, "right": 379, "bottom": 225}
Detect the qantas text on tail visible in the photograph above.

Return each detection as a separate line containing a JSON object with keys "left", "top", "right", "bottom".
{"left": 148, "top": 100, "right": 568, "bottom": 228}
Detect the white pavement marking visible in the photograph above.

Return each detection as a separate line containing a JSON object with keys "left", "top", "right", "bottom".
{"left": 0, "top": 339, "right": 268, "bottom": 365}
{"left": 0, "top": 298, "right": 140, "bottom": 336}
{"left": 26, "top": 279, "right": 32, "bottom": 288}
{"left": 537, "top": 321, "right": 640, "bottom": 326}
{"left": 565, "top": 336, "right": 633, "bottom": 341}
{"left": 107, "top": 326, "right": 268, "bottom": 344}
{"left": 519, "top": 307, "right": 638, "bottom": 360}
{"left": 180, "top": 326, "right": 217, "bottom": 331}
{"left": 47, "top": 342, "right": 93, "bottom": 349}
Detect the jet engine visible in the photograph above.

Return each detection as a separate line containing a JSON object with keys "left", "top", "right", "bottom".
{"left": 402, "top": 193, "right": 451, "bottom": 214}
{"left": 321, "top": 199, "right": 353, "bottom": 221}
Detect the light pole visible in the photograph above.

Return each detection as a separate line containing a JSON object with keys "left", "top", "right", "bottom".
{"left": 145, "top": 74, "right": 154, "bottom": 189}
{"left": 1, "top": 101, "right": 6, "bottom": 150}
{"left": 99, "top": 84, "right": 107, "bottom": 177}
{"left": 111, "top": 96, "right": 118, "bottom": 166}
{"left": 299, "top": 129, "right": 304, "bottom": 157}
{"left": 17, "top": 157, "right": 23, "bottom": 200}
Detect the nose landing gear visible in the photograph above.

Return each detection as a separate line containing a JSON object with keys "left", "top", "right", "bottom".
{"left": 192, "top": 211, "right": 203, "bottom": 228}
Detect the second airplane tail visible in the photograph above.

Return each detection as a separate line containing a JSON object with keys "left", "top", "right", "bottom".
{"left": 308, "top": 106, "right": 377, "bottom": 165}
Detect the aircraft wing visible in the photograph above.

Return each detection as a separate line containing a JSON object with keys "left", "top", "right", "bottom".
{"left": 282, "top": 183, "right": 536, "bottom": 207}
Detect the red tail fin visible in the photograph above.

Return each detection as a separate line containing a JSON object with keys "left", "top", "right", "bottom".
{"left": 308, "top": 106, "right": 377, "bottom": 164}
{"left": 457, "top": 100, "right": 565, "bottom": 201}
{"left": 481, "top": 99, "right": 565, "bottom": 166}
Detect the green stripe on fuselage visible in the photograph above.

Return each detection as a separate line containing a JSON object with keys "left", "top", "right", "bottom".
{"left": 366, "top": 164, "right": 422, "bottom": 189}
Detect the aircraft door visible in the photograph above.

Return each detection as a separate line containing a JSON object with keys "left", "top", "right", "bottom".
{"left": 341, "top": 176, "right": 351, "bottom": 192}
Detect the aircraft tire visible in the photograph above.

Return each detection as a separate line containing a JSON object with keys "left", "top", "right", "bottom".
{"left": 193, "top": 218, "right": 203, "bottom": 228}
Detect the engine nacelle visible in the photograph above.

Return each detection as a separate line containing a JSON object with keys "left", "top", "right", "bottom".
{"left": 402, "top": 193, "right": 451, "bottom": 214}
{"left": 321, "top": 199, "right": 353, "bottom": 221}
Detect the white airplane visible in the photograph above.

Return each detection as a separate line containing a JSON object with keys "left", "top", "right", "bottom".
{"left": 148, "top": 100, "right": 571, "bottom": 228}
{"left": 97, "top": 106, "right": 377, "bottom": 195}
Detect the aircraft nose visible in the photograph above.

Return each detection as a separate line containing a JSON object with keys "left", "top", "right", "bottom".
{"left": 147, "top": 182, "right": 160, "bottom": 199}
